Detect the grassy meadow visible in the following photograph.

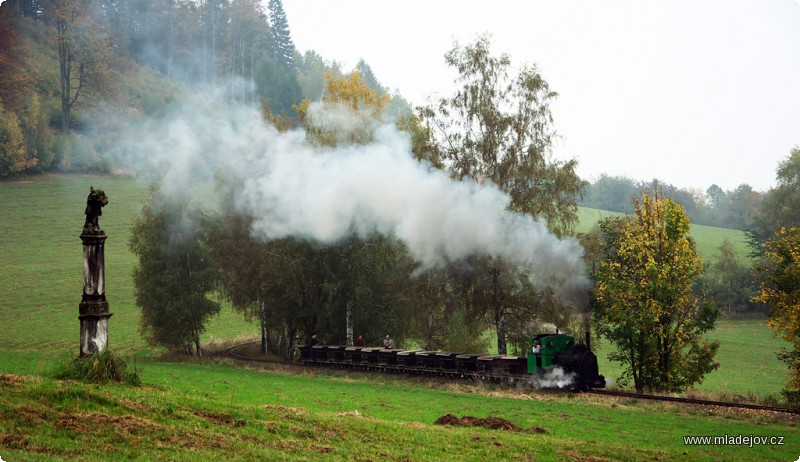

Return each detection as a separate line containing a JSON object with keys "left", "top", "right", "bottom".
{"left": 1, "top": 359, "right": 798, "bottom": 461}
{"left": 593, "top": 320, "right": 789, "bottom": 398}
{"left": 0, "top": 174, "right": 796, "bottom": 461}
{"left": 576, "top": 207, "right": 751, "bottom": 262}
{"left": 0, "top": 174, "right": 256, "bottom": 357}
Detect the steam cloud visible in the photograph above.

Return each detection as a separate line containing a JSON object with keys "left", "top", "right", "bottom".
{"left": 527, "top": 366, "right": 576, "bottom": 390}
{"left": 110, "top": 92, "right": 589, "bottom": 304}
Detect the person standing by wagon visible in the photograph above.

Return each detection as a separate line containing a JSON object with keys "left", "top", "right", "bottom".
{"left": 383, "top": 335, "right": 394, "bottom": 349}
{"left": 355, "top": 335, "right": 366, "bottom": 347}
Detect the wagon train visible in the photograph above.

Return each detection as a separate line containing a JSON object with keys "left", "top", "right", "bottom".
{"left": 298, "top": 332, "right": 606, "bottom": 390}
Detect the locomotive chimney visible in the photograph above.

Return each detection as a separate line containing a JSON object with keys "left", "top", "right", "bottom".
{"left": 582, "top": 311, "right": 591, "bottom": 352}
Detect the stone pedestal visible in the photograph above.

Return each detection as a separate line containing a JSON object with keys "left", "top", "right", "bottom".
{"left": 79, "top": 233, "right": 112, "bottom": 357}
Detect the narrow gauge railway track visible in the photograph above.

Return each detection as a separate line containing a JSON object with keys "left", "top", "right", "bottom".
{"left": 225, "top": 342, "right": 800, "bottom": 415}
{"left": 225, "top": 341, "right": 270, "bottom": 363}
{"left": 584, "top": 389, "right": 800, "bottom": 415}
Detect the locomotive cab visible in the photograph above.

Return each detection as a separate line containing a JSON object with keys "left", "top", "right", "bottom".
{"left": 527, "top": 334, "right": 574, "bottom": 373}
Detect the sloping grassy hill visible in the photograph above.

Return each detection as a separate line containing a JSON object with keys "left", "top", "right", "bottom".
{"left": 576, "top": 207, "right": 750, "bottom": 263}
{"left": 1, "top": 360, "right": 797, "bottom": 461}
{"left": 0, "top": 174, "right": 255, "bottom": 357}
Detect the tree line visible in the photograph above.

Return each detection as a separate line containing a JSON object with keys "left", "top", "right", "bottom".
{"left": 0, "top": 0, "right": 410, "bottom": 176}
{"left": 581, "top": 175, "right": 764, "bottom": 231}
{"left": 130, "top": 36, "right": 585, "bottom": 363}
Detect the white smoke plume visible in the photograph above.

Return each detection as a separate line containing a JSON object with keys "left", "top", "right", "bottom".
{"left": 109, "top": 92, "right": 589, "bottom": 302}
{"left": 527, "top": 366, "right": 575, "bottom": 390}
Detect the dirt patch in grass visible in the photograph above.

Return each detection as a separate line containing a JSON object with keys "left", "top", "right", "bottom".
{"left": 1, "top": 432, "right": 30, "bottom": 449}
{"left": 261, "top": 404, "right": 305, "bottom": 414}
{"left": 15, "top": 405, "right": 51, "bottom": 425}
{"left": 433, "top": 414, "right": 514, "bottom": 431}
{"left": 435, "top": 414, "right": 550, "bottom": 434}
{"left": 0, "top": 374, "right": 27, "bottom": 387}
{"left": 191, "top": 410, "right": 246, "bottom": 428}
{"left": 113, "top": 397, "right": 158, "bottom": 412}
{"left": 332, "top": 376, "right": 369, "bottom": 384}
{"left": 51, "top": 410, "right": 235, "bottom": 452}
{"left": 337, "top": 410, "right": 366, "bottom": 418}
{"left": 557, "top": 449, "right": 610, "bottom": 462}
{"left": 526, "top": 426, "right": 549, "bottom": 434}
{"left": 306, "top": 443, "right": 333, "bottom": 453}
{"left": 56, "top": 411, "right": 163, "bottom": 435}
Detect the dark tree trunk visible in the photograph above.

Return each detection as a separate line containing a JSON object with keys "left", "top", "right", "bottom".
{"left": 259, "top": 299, "right": 268, "bottom": 355}
{"left": 57, "top": 17, "right": 71, "bottom": 132}
{"left": 492, "top": 266, "right": 507, "bottom": 355}
{"left": 283, "top": 319, "right": 294, "bottom": 362}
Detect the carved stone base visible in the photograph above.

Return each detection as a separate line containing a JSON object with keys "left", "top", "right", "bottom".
{"left": 79, "top": 298, "right": 109, "bottom": 316}
{"left": 79, "top": 312, "right": 113, "bottom": 357}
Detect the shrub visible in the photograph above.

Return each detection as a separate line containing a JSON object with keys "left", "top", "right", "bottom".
{"left": 51, "top": 350, "right": 141, "bottom": 386}
{"left": 0, "top": 104, "right": 37, "bottom": 175}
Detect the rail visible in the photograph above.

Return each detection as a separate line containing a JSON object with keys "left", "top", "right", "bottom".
{"left": 584, "top": 389, "right": 800, "bottom": 415}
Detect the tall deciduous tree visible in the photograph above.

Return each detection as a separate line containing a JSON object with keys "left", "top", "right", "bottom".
{"left": 420, "top": 34, "right": 585, "bottom": 354}
{"left": 207, "top": 210, "right": 274, "bottom": 354}
{"left": 592, "top": 193, "right": 720, "bottom": 392}
{"left": 55, "top": 0, "right": 112, "bottom": 131}
{"left": 257, "top": 237, "right": 334, "bottom": 359}
{"left": 699, "top": 240, "right": 761, "bottom": 314}
{"left": 292, "top": 71, "right": 400, "bottom": 346}
{"left": 294, "top": 71, "right": 389, "bottom": 145}
{"left": 0, "top": 8, "right": 32, "bottom": 113}
{"left": 755, "top": 227, "right": 800, "bottom": 405}
{"left": 749, "top": 148, "right": 800, "bottom": 256}
{"left": 129, "top": 190, "right": 220, "bottom": 356}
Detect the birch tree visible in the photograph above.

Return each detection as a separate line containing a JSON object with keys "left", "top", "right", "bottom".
{"left": 420, "top": 34, "right": 585, "bottom": 354}
{"left": 55, "top": 0, "right": 111, "bottom": 131}
{"left": 129, "top": 190, "right": 220, "bottom": 356}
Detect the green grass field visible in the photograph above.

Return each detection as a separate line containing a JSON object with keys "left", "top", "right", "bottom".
{"left": 576, "top": 207, "right": 750, "bottom": 263}
{"left": 0, "top": 174, "right": 796, "bottom": 460}
{"left": 1, "top": 359, "right": 797, "bottom": 461}
{"left": 0, "top": 174, "right": 256, "bottom": 357}
{"left": 593, "top": 319, "right": 789, "bottom": 398}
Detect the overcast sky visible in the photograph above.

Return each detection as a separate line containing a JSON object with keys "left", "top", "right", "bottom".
{"left": 281, "top": 0, "right": 800, "bottom": 193}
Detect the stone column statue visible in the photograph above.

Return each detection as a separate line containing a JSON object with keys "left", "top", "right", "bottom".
{"left": 79, "top": 187, "right": 112, "bottom": 357}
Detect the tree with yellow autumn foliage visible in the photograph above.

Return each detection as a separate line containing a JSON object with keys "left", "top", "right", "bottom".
{"left": 592, "top": 193, "right": 720, "bottom": 393}
{"left": 294, "top": 71, "right": 390, "bottom": 146}
{"left": 755, "top": 227, "right": 800, "bottom": 405}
